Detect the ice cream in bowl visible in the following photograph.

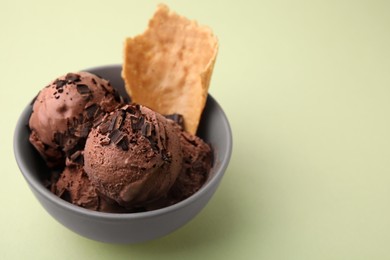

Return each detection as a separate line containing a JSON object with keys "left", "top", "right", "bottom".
{"left": 13, "top": 5, "right": 232, "bottom": 244}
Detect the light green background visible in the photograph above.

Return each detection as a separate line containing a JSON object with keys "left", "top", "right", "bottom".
{"left": 1, "top": 0, "right": 390, "bottom": 259}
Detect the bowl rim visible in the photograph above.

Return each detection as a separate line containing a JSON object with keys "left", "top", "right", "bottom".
{"left": 13, "top": 64, "right": 233, "bottom": 220}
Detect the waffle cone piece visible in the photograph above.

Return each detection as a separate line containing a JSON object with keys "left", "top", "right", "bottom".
{"left": 122, "top": 4, "right": 218, "bottom": 134}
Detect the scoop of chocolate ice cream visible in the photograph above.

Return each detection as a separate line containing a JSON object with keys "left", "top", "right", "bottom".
{"left": 83, "top": 104, "right": 183, "bottom": 209}
{"left": 29, "top": 72, "right": 124, "bottom": 168}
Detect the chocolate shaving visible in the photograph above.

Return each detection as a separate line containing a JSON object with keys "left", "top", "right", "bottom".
{"left": 76, "top": 84, "right": 91, "bottom": 95}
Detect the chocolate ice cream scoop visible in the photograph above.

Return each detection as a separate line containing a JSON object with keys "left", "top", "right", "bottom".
{"left": 29, "top": 72, "right": 124, "bottom": 168}
{"left": 84, "top": 104, "right": 183, "bottom": 209}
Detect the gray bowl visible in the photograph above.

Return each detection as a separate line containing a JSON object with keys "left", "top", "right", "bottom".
{"left": 13, "top": 64, "right": 232, "bottom": 244}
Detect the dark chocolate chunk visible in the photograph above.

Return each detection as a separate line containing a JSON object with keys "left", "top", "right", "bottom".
{"left": 99, "top": 120, "right": 111, "bottom": 134}
{"left": 109, "top": 129, "right": 124, "bottom": 145}
{"left": 85, "top": 104, "right": 99, "bottom": 119}
{"left": 91, "top": 78, "right": 97, "bottom": 85}
{"left": 76, "top": 84, "right": 91, "bottom": 95}
{"left": 65, "top": 73, "right": 81, "bottom": 83}
{"left": 55, "top": 79, "right": 67, "bottom": 89}
{"left": 106, "top": 110, "right": 125, "bottom": 131}
{"left": 117, "top": 136, "right": 129, "bottom": 151}
{"left": 165, "top": 114, "right": 184, "bottom": 128}
{"left": 130, "top": 115, "right": 145, "bottom": 131}
{"left": 141, "top": 122, "right": 152, "bottom": 137}
{"left": 108, "top": 113, "right": 119, "bottom": 132}
{"left": 92, "top": 112, "right": 105, "bottom": 128}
